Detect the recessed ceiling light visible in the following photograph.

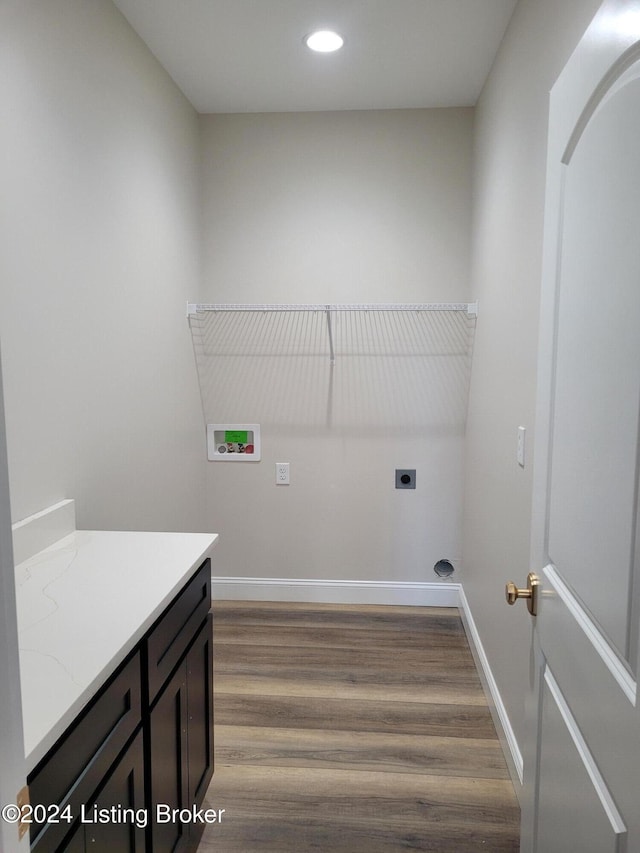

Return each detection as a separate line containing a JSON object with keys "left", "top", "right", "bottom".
{"left": 305, "top": 30, "right": 344, "bottom": 53}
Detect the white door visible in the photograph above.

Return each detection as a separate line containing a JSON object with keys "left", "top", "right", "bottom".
{"left": 519, "top": 2, "right": 640, "bottom": 851}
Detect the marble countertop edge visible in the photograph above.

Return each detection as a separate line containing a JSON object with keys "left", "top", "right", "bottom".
{"left": 15, "top": 523, "right": 218, "bottom": 772}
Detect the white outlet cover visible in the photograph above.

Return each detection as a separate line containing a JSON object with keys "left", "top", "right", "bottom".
{"left": 207, "top": 424, "right": 261, "bottom": 461}
{"left": 275, "top": 462, "right": 290, "bottom": 485}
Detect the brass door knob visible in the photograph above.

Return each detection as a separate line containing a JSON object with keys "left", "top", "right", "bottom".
{"left": 505, "top": 572, "right": 539, "bottom": 616}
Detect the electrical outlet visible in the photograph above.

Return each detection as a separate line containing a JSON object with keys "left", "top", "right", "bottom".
{"left": 395, "top": 469, "right": 416, "bottom": 489}
{"left": 276, "top": 462, "right": 290, "bottom": 485}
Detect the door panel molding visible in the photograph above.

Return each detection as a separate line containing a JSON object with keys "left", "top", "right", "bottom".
{"left": 563, "top": 42, "right": 640, "bottom": 164}
{"left": 544, "top": 666, "right": 626, "bottom": 837}
{"left": 547, "top": 67, "right": 640, "bottom": 663}
{"left": 544, "top": 565, "right": 637, "bottom": 705}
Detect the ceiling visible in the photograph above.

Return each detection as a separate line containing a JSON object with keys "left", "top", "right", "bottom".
{"left": 112, "top": 0, "right": 518, "bottom": 114}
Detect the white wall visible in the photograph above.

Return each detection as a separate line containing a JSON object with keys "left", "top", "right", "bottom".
{"left": 0, "top": 0, "right": 206, "bottom": 532}
{"left": 199, "top": 109, "right": 473, "bottom": 585}
{"left": 0, "top": 356, "right": 28, "bottom": 851}
{"left": 463, "top": 0, "right": 602, "bottom": 760}
{"left": 201, "top": 110, "right": 472, "bottom": 303}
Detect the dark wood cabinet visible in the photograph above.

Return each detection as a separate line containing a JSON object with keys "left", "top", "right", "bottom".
{"left": 28, "top": 653, "right": 143, "bottom": 853}
{"left": 148, "top": 659, "right": 190, "bottom": 853}
{"left": 84, "top": 730, "right": 146, "bottom": 852}
{"left": 148, "top": 615, "right": 214, "bottom": 853}
{"left": 62, "top": 731, "right": 146, "bottom": 853}
{"left": 147, "top": 561, "right": 212, "bottom": 704}
{"left": 27, "top": 559, "right": 213, "bottom": 853}
{"left": 185, "top": 615, "right": 214, "bottom": 808}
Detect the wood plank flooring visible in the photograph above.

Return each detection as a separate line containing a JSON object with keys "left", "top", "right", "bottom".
{"left": 198, "top": 601, "right": 520, "bottom": 852}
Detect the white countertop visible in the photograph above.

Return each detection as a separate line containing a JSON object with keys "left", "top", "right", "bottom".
{"left": 15, "top": 524, "right": 218, "bottom": 771}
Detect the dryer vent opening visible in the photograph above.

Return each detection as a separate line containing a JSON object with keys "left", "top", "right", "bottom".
{"left": 433, "top": 559, "right": 455, "bottom": 578}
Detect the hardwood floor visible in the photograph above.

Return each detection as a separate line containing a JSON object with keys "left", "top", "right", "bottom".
{"left": 198, "top": 601, "right": 520, "bottom": 852}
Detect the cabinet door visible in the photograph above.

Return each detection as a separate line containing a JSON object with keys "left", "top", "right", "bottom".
{"left": 82, "top": 730, "right": 146, "bottom": 853}
{"left": 186, "top": 615, "right": 214, "bottom": 807}
{"left": 58, "top": 732, "right": 145, "bottom": 853}
{"left": 59, "top": 828, "right": 84, "bottom": 853}
{"left": 149, "top": 661, "right": 189, "bottom": 853}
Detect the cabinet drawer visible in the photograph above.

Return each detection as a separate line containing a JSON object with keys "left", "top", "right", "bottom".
{"left": 28, "top": 651, "right": 142, "bottom": 853}
{"left": 147, "top": 558, "right": 211, "bottom": 703}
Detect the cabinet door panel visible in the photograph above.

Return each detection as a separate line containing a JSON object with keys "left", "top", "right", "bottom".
{"left": 187, "top": 615, "right": 214, "bottom": 806}
{"left": 57, "top": 732, "right": 145, "bottom": 853}
{"left": 82, "top": 730, "right": 146, "bottom": 853}
{"left": 58, "top": 828, "right": 84, "bottom": 853}
{"left": 149, "top": 661, "right": 189, "bottom": 853}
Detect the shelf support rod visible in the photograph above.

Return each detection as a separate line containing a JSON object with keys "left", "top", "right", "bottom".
{"left": 326, "top": 306, "right": 335, "bottom": 366}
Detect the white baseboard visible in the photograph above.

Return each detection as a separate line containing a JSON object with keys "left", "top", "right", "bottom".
{"left": 457, "top": 586, "right": 524, "bottom": 793}
{"left": 212, "top": 576, "right": 460, "bottom": 607}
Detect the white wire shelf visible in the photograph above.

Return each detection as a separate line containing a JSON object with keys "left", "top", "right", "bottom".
{"left": 187, "top": 301, "right": 478, "bottom": 317}
{"left": 187, "top": 302, "right": 478, "bottom": 430}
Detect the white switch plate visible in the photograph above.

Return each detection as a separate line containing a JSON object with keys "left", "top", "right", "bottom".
{"left": 517, "top": 426, "right": 526, "bottom": 467}
{"left": 276, "top": 462, "right": 290, "bottom": 485}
